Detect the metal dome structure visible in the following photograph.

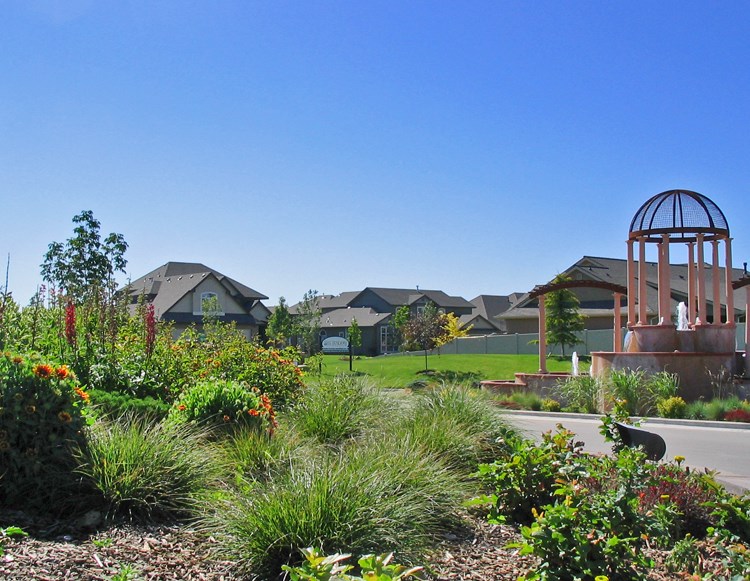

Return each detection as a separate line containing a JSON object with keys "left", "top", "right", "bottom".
{"left": 625, "top": 189, "right": 734, "bottom": 332}
{"left": 629, "top": 189, "right": 730, "bottom": 242}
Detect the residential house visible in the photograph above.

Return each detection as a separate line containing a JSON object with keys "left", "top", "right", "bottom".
{"left": 467, "top": 295, "right": 518, "bottom": 334}
{"left": 290, "top": 287, "right": 475, "bottom": 355}
{"left": 498, "top": 256, "right": 746, "bottom": 334}
{"left": 124, "top": 262, "right": 270, "bottom": 339}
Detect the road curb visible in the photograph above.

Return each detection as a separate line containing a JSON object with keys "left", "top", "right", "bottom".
{"left": 500, "top": 409, "right": 750, "bottom": 430}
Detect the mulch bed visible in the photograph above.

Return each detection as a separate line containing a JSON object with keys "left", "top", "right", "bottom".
{"left": 0, "top": 510, "right": 736, "bottom": 580}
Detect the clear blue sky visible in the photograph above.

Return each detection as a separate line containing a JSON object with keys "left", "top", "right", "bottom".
{"left": 2, "top": 1, "right": 750, "bottom": 306}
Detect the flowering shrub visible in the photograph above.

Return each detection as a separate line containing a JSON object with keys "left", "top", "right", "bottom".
{"left": 723, "top": 408, "right": 750, "bottom": 423}
{"left": 169, "top": 379, "right": 277, "bottom": 436}
{"left": 0, "top": 352, "right": 90, "bottom": 508}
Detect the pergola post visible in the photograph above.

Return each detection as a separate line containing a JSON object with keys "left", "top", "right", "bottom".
{"left": 697, "top": 234, "right": 707, "bottom": 324}
{"left": 725, "top": 238, "right": 735, "bottom": 325}
{"left": 538, "top": 294, "right": 547, "bottom": 374}
{"left": 626, "top": 239, "right": 636, "bottom": 327}
{"left": 712, "top": 240, "right": 721, "bottom": 325}
{"left": 638, "top": 237, "right": 648, "bottom": 324}
{"left": 746, "top": 286, "right": 750, "bottom": 367}
{"left": 613, "top": 292, "right": 623, "bottom": 352}
{"left": 687, "top": 242, "right": 696, "bottom": 325}
{"left": 658, "top": 233, "right": 671, "bottom": 324}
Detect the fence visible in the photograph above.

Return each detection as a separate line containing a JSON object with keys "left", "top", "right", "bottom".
{"left": 435, "top": 324, "right": 748, "bottom": 356}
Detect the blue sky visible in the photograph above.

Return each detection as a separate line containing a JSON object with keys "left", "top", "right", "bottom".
{"left": 2, "top": 1, "right": 750, "bottom": 306}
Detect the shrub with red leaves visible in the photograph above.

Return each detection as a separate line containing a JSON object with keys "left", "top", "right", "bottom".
{"left": 723, "top": 408, "right": 750, "bottom": 423}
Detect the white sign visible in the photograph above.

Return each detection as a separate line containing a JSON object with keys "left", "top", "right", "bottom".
{"left": 322, "top": 336, "right": 349, "bottom": 353}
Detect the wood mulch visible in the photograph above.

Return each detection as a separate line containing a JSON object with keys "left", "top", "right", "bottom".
{"left": 0, "top": 510, "right": 738, "bottom": 580}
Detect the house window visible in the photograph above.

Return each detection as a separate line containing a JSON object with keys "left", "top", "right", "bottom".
{"left": 416, "top": 305, "right": 425, "bottom": 315}
{"left": 200, "top": 292, "right": 224, "bottom": 315}
{"left": 380, "top": 325, "right": 396, "bottom": 354}
{"left": 339, "top": 331, "right": 346, "bottom": 338}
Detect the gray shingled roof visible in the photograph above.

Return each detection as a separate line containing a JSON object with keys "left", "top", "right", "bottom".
{"left": 501, "top": 255, "right": 745, "bottom": 320}
{"left": 125, "top": 262, "right": 267, "bottom": 318}
{"left": 319, "top": 307, "right": 391, "bottom": 328}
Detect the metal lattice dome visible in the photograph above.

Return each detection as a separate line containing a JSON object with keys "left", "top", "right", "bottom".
{"left": 629, "top": 189, "right": 729, "bottom": 242}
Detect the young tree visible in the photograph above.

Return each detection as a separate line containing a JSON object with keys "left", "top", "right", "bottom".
{"left": 266, "top": 296, "right": 294, "bottom": 348}
{"left": 401, "top": 302, "right": 449, "bottom": 371}
{"left": 41, "top": 210, "right": 128, "bottom": 300}
{"left": 294, "top": 289, "right": 322, "bottom": 356}
{"left": 392, "top": 305, "right": 411, "bottom": 351}
{"left": 347, "top": 317, "right": 362, "bottom": 371}
{"left": 545, "top": 274, "right": 585, "bottom": 357}
{"left": 438, "top": 312, "right": 472, "bottom": 349}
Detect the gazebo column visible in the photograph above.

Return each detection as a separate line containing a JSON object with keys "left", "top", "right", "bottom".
{"left": 613, "top": 292, "right": 623, "bottom": 351}
{"left": 745, "top": 286, "right": 750, "bottom": 369}
{"left": 638, "top": 237, "right": 648, "bottom": 324}
{"left": 725, "top": 238, "right": 735, "bottom": 325}
{"left": 687, "top": 242, "right": 696, "bottom": 325}
{"left": 538, "top": 294, "right": 547, "bottom": 374}
{"left": 697, "top": 234, "right": 707, "bottom": 324}
{"left": 626, "top": 239, "right": 636, "bottom": 327}
{"left": 658, "top": 234, "right": 672, "bottom": 324}
{"left": 712, "top": 240, "right": 721, "bottom": 325}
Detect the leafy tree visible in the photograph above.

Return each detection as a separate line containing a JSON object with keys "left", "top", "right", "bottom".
{"left": 347, "top": 317, "right": 362, "bottom": 371}
{"left": 40, "top": 210, "right": 128, "bottom": 300}
{"left": 401, "top": 302, "right": 449, "bottom": 371}
{"left": 392, "top": 305, "right": 411, "bottom": 351}
{"left": 545, "top": 274, "right": 585, "bottom": 357}
{"left": 266, "top": 296, "right": 293, "bottom": 348}
{"left": 438, "top": 312, "right": 472, "bottom": 349}
{"left": 39, "top": 211, "right": 129, "bottom": 383}
{"left": 295, "top": 289, "right": 322, "bottom": 356}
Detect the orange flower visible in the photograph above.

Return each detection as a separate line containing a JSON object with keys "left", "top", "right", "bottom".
{"left": 178, "top": 404, "right": 186, "bottom": 411}
{"left": 58, "top": 411, "right": 73, "bottom": 423}
{"left": 248, "top": 409, "right": 260, "bottom": 416}
{"left": 75, "top": 387, "right": 90, "bottom": 403}
{"left": 33, "top": 364, "right": 53, "bottom": 379}
{"left": 223, "top": 415, "right": 231, "bottom": 422}
{"left": 55, "top": 365, "right": 70, "bottom": 380}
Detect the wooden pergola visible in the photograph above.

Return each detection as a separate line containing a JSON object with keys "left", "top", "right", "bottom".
{"left": 528, "top": 280, "right": 628, "bottom": 373}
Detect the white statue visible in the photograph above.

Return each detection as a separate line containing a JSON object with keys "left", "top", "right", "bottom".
{"left": 572, "top": 351, "right": 579, "bottom": 376}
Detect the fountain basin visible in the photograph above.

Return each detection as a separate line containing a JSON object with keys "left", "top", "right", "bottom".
{"left": 591, "top": 351, "right": 735, "bottom": 402}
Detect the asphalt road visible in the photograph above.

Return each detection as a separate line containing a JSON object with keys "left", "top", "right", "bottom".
{"left": 502, "top": 410, "right": 750, "bottom": 493}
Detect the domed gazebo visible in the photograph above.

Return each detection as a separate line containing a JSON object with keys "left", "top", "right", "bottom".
{"left": 626, "top": 189, "right": 734, "bottom": 333}
{"left": 592, "top": 189, "right": 739, "bottom": 400}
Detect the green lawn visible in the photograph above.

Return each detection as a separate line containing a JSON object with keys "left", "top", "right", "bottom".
{"left": 313, "top": 353, "right": 587, "bottom": 388}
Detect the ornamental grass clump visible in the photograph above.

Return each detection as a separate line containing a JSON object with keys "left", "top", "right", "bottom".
{"left": 212, "top": 437, "right": 468, "bottom": 579}
{"left": 76, "top": 415, "right": 221, "bottom": 519}
{"left": 394, "top": 384, "right": 515, "bottom": 470}
{"left": 0, "top": 352, "right": 90, "bottom": 509}
{"left": 289, "top": 375, "right": 390, "bottom": 448}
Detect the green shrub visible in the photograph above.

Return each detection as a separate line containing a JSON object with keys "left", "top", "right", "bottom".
{"left": 281, "top": 547, "right": 424, "bottom": 581}
{"left": 87, "top": 389, "right": 170, "bottom": 420}
{"left": 474, "top": 427, "right": 589, "bottom": 524}
{"left": 509, "top": 390, "right": 543, "bottom": 411}
{"left": 76, "top": 415, "right": 221, "bottom": 519}
{"left": 169, "top": 379, "right": 276, "bottom": 436}
{"left": 514, "top": 485, "right": 654, "bottom": 580}
{"left": 557, "top": 374, "right": 601, "bottom": 413}
{"left": 541, "top": 398, "right": 561, "bottom": 412}
{"left": 212, "top": 438, "right": 467, "bottom": 579}
{"left": 290, "top": 375, "right": 387, "bottom": 447}
{"left": 657, "top": 396, "right": 687, "bottom": 419}
{"left": 0, "top": 353, "right": 90, "bottom": 509}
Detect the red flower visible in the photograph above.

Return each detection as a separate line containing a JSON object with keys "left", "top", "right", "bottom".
{"left": 65, "top": 301, "right": 77, "bottom": 347}
{"left": 178, "top": 404, "right": 186, "bottom": 411}
{"left": 248, "top": 409, "right": 260, "bottom": 416}
{"left": 223, "top": 415, "right": 231, "bottom": 422}
{"left": 55, "top": 365, "right": 70, "bottom": 380}
{"left": 33, "top": 364, "right": 54, "bottom": 379}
